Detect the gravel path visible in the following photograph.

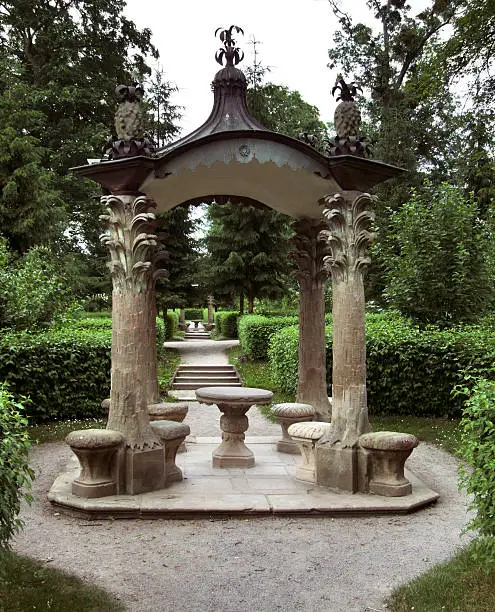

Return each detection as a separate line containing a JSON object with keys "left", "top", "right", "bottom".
{"left": 11, "top": 339, "right": 471, "bottom": 612}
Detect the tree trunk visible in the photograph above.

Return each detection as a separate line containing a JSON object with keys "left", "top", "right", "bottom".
{"left": 239, "top": 293, "right": 245, "bottom": 314}
{"left": 248, "top": 295, "right": 254, "bottom": 313}
{"left": 292, "top": 218, "right": 332, "bottom": 421}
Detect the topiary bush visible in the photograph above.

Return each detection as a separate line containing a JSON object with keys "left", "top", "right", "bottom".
{"left": 163, "top": 311, "right": 178, "bottom": 341}
{"left": 268, "top": 312, "right": 495, "bottom": 418}
{"left": 0, "top": 385, "right": 34, "bottom": 550}
{"left": 458, "top": 378, "right": 495, "bottom": 566}
{"left": 238, "top": 314, "right": 298, "bottom": 360}
{"left": 184, "top": 308, "right": 203, "bottom": 321}
{"left": 214, "top": 311, "right": 240, "bottom": 339}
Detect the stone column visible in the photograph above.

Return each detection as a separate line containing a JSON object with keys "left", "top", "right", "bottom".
{"left": 291, "top": 218, "right": 332, "bottom": 421}
{"left": 316, "top": 191, "right": 374, "bottom": 491}
{"left": 207, "top": 295, "right": 215, "bottom": 329}
{"left": 178, "top": 308, "right": 186, "bottom": 331}
{"left": 100, "top": 194, "right": 165, "bottom": 494}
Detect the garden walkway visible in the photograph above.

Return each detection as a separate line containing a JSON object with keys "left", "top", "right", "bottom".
{"left": 12, "top": 336, "right": 472, "bottom": 612}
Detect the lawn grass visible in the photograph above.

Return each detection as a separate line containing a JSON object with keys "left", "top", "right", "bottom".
{"left": 0, "top": 551, "right": 124, "bottom": 612}
{"left": 229, "top": 346, "right": 295, "bottom": 420}
{"left": 387, "top": 542, "right": 495, "bottom": 612}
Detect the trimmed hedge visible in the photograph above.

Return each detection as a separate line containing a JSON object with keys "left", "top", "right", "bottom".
{"left": 0, "top": 328, "right": 112, "bottom": 423}
{"left": 268, "top": 312, "right": 495, "bottom": 418}
{"left": 214, "top": 311, "right": 240, "bottom": 339}
{"left": 0, "top": 317, "right": 168, "bottom": 423}
{"left": 238, "top": 315, "right": 299, "bottom": 360}
{"left": 164, "top": 311, "right": 178, "bottom": 340}
{"left": 184, "top": 308, "right": 203, "bottom": 321}
{"left": 73, "top": 316, "right": 166, "bottom": 356}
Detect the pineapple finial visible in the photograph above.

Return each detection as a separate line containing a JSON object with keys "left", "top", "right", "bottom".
{"left": 332, "top": 75, "right": 361, "bottom": 103}
{"left": 327, "top": 74, "right": 370, "bottom": 158}
{"left": 103, "top": 83, "right": 155, "bottom": 160}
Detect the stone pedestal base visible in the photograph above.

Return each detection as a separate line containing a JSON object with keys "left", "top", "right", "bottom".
{"left": 212, "top": 434, "right": 255, "bottom": 468}
{"left": 315, "top": 443, "right": 362, "bottom": 492}
{"left": 66, "top": 429, "right": 124, "bottom": 499}
{"left": 125, "top": 447, "right": 166, "bottom": 495}
{"left": 359, "top": 431, "right": 419, "bottom": 497}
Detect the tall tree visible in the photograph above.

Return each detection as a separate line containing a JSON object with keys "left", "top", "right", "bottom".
{"left": 205, "top": 203, "right": 292, "bottom": 313}
{"left": 155, "top": 204, "right": 200, "bottom": 312}
{"left": 327, "top": 0, "right": 468, "bottom": 300}
{"left": 145, "top": 67, "right": 182, "bottom": 148}
{"left": 0, "top": 0, "right": 170, "bottom": 299}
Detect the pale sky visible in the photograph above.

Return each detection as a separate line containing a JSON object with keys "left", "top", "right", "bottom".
{"left": 123, "top": 0, "right": 431, "bottom": 138}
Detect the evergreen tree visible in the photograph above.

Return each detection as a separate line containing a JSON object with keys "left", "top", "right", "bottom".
{"left": 205, "top": 203, "right": 292, "bottom": 313}
{"left": 155, "top": 204, "right": 200, "bottom": 312}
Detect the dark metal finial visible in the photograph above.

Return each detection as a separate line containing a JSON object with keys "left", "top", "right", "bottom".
{"left": 215, "top": 25, "right": 245, "bottom": 67}
{"left": 331, "top": 75, "right": 361, "bottom": 102}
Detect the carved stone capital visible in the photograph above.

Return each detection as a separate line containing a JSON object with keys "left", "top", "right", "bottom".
{"left": 291, "top": 218, "right": 332, "bottom": 288}
{"left": 320, "top": 191, "right": 376, "bottom": 283}
{"left": 100, "top": 195, "right": 160, "bottom": 294}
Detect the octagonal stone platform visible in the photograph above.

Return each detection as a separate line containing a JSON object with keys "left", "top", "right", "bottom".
{"left": 48, "top": 437, "right": 439, "bottom": 519}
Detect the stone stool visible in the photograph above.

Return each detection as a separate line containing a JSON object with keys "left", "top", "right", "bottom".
{"left": 66, "top": 429, "right": 124, "bottom": 498}
{"left": 148, "top": 402, "right": 189, "bottom": 452}
{"left": 150, "top": 420, "right": 190, "bottom": 483}
{"left": 288, "top": 422, "right": 332, "bottom": 483}
{"left": 270, "top": 403, "right": 315, "bottom": 453}
{"left": 359, "top": 431, "right": 419, "bottom": 497}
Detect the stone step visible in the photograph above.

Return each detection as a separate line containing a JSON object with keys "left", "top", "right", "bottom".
{"left": 184, "top": 333, "right": 211, "bottom": 338}
{"left": 174, "top": 376, "right": 240, "bottom": 384}
{"left": 175, "top": 370, "right": 237, "bottom": 376}
{"left": 172, "top": 381, "right": 243, "bottom": 390}
{"left": 177, "top": 365, "right": 236, "bottom": 372}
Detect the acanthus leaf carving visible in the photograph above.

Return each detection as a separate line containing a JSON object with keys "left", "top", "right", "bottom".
{"left": 100, "top": 195, "right": 159, "bottom": 293}
{"left": 320, "top": 192, "right": 376, "bottom": 282}
{"left": 291, "top": 217, "right": 332, "bottom": 287}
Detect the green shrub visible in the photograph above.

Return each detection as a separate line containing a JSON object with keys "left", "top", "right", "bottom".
{"left": 383, "top": 183, "right": 495, "bottom": 324}
{"left": 269, "top": 324, "right": 332, "bottom": 395}
{"left": 163, "top": 311, "right": 178, "bottom": 341}
{"left": 184, "top": 308, "right": 203, "bottom": 321}
{"left": 0, "top": 318, "right": 168, "bottom": 423}
{"left": 0, "top": 386, "right": 34, "bottom": 550}
{"left": 0, "top": 241, "right": 80, "bottom": 330}
{"left": 0, "top": 328, "right": 112, "bottom": 423}
{"left": 268, "top": 312, "right": 495, "bottom": 418}
{"left": 458, "top": 378, "right": 495, "bottom": 566}
{"left": 155, "top": 317, "right": 166, "bottom": 357}
{"left": 214, "top": 311, "right": 240, "bottom": 338}
{"left": 238, "top": 315, "right": 298, "bottom": 360}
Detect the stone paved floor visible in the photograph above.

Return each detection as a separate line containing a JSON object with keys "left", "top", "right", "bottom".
{"left": 48, "top": 337, "right": 439, "bottom": 518}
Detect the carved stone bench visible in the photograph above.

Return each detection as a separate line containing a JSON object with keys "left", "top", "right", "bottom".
{"left": 148, "top": 402, "right": 188, "bottom": 423}
{"left": 359, "top": 431, "right": 419, "bottom": 497}
{"left": 288, "top": 422, "right": 332, "bottom": 483}
{"left": 150, "top": 420, "right": 190, "bottom": 483}
{"left": 270, "top": 403, "right": 315, "bottom": 454}
{"left": 148, "top": 402, "right": 189, "bottom": 452}
{"left": 66, "top": 429, "right": 124, "bottom": 498}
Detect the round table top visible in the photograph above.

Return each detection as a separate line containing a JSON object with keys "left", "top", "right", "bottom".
{"left": 195, "top": 386, "right": 273, "bottom": 405}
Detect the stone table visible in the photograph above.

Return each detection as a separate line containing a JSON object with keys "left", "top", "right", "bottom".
{"left": 195, "top": 387, "right": 273, "bottom": 468}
